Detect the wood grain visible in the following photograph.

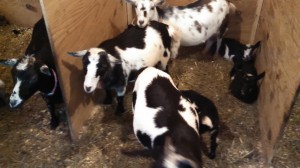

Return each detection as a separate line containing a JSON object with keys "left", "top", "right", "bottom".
{"left": 0, "top": 0, "right": 42, "bottom": 27}
{"left": 41, "top": 0, "right": 128, "bottom": 140}
{"left": 256, "top": 0, "right": 300, "bottom": 165}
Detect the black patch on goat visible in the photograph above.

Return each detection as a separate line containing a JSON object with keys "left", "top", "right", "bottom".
{"left": 149, "top": 21, "right": 171, "bottom": 52}
{"left": 98, "top": 25, "right": 146, "bottom": 57}
{"left": 137, "top": 130, "right": 152, "bottom": 149}
{"left": 132, "top": 91, "right": 137, "bottom": 111}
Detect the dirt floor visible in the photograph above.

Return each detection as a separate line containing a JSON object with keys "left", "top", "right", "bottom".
{"left": 0, "top": 23, "right": 299, "bottom": 168}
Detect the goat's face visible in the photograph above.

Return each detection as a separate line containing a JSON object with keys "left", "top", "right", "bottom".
{"left": 126, "top": 0, "right": 164, "bottom": 28}
{"left": 0, "top": 56, "right": 52, "bottom": 108}
{"left": 68, "top": 48, "right": 120, "bottom": 93}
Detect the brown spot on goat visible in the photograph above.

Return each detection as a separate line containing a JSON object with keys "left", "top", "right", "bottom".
{"left": 194, "top": 21, "right": 202, "bottom": 33}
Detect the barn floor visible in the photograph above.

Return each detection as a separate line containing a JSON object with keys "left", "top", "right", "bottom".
{"left": 0, "top": 24, "right": 299, "bottom": 168}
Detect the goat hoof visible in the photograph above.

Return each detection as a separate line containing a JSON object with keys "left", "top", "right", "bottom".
{"left": 50, "top": 120, "right": 59, "bottom": 130}
{"left": 103, "top": 98, "right": 113, "bottom": 105}
{"left": 208, "top": 152, "right": 216, "bottom": 159}
{"left": 115, "top": 107, "right": 125, "bottom": 115}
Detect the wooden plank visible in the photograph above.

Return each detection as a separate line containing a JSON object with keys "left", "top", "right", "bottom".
{"left": 250, "top": 0, "right": 264, "bottom": 43}
{"left": 256, "top": 0, "right": 300, "bottom": 165}
{"left": 40, "top": 0, "right": 128, "bottom": 140}
{"left": 0, "top": 0, "right": 42, "bottom": 27}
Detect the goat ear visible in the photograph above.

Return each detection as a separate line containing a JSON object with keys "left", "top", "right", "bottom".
{"left": 256, "top": 71, "right": 265, "bottom": 80}
{"left": 0, "top": 58, "right": 18, "bottom": 66}
{"left": 154, "top": 0, "right": 165, "bottom": 6}
{"left": 40, "top": 64, "right": 51, "bottom": 76}
{"left": 250, "top": 41, "right": 261, "bottom": 55}
{"left": 67, "top": 50, "right": 88, "bottom": 57}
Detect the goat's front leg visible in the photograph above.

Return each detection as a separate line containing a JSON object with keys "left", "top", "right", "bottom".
{"left": 103, "top": 89, "right": 113, "bottom": 104}
{"left": 41, "top": 95, "right": 60, "bottom": 129}
{"left": 115, "top": 86, "right": 127, "bottom": 115}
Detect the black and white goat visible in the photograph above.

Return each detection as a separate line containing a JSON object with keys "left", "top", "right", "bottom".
{"left": 126, "top": 0, "right": 236, "bottom": 46}
{"left": 68, "top": 21, "right": 180, "bottom": 114}
{"left": 0, "top": 79, "right": 5, "bottom": 107}
{"left": 205, "top": 37, "right": 261, "bottom": 64}
{"left": 181, "top": 90, "right": 219, "bottom": 159}
{"left": 132, "top": 67, "right": 202, "bottom": 168}
{"left": 229, "top": 59, "right": 265, "bottom": 103}
{"left": 0, "top": 18, "right": 64, "bottom": 129}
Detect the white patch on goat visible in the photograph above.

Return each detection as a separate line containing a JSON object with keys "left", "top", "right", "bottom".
{"left": 202, "top": 116, "right": 213, "bottom": 129}
{"left": 115, "top": 26, "right": 169, "bottom": 72}
{"left": 83, "top": 48, "right": 102, "bottom": 93}
{"left": 243, "top": 47, "right": 252, "bottom": 59}
{"left": 16, "top": 57, "right": 30, "bottom": 70}
{"left": 223, "top": 45, "right": 235, "bottom": 61}
{"left": 178, "top": 96, "right": 199, "bottom": 134}
{"left": 9, "top": 78, "right": 23, "bottom": 108}
{"left": 246, "top": 73, "right": 254, "bottom": 77}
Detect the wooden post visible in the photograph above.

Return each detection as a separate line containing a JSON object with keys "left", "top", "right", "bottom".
{"left": 40, "top": 0, "right": 128, "bottom": 140}
{"left": 256, "top": 0, "right": 300, "bottom": 165}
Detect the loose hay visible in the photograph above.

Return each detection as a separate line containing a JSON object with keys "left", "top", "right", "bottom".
{"left": 0, "top": 24, "right": 299, "bottom": 168}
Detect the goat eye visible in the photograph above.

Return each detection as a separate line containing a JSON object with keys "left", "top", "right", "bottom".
{"left": 30, "top": 76, "right": 38, "bottom": 83}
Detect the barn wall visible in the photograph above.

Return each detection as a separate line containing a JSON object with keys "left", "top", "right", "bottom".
{"left": 0, "top": 0, "right": 42, "bottom": 27}
{"left": 256, "top": 0, "right": 300, "bottom": 164}
{"left": 41, "top": 0, "right": 128, "bottom": 140}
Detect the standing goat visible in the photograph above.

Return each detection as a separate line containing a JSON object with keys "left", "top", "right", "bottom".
{"left": 0, "top": 18, "right": 64, "bottom": 129}
{"left": 181, "top": 90, "right": 219, "bottom": 159}
{"left": 132, "top": 67, "right": 202, "bottom": 168}
{"left": 229, "top": 59, "right": 265, "bottom": 103}
{"left": 126, "top": 0, "right": 236, "bottom": 46}
{"left": 68, "top": 21, "right": 180, "bottom": 114}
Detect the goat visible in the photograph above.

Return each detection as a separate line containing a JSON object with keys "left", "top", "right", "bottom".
{"left": 205, "top": 37, "right": 261, "bottom": 64}
{"left": 68, "top": 21, "right": 180, "bottom": 114}
{"left": 0, "top": 79, "right": 5, "bottom": 107}
{"left": 132, "top": 67, "right": 202, "bottom": 168}
{"left": 229, "top": 59, "right": 265, "bottom": 103}
{"left": 181, "top": 90, "right": 219, "bottom": 159}
{"left": 126, "top": 0, "right": 236, "bottom": 46}
{"left": 0, "top": 18, "right": 64, "bottom": 129}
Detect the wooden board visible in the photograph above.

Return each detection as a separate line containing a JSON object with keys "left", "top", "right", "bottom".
{"left": 0, "top": 0, "right": 42, "bottom": 27}
{"left": 40, "top": 0, "right": 128, "bottom": 140}
{"left": 256, "top": 0, "right": 300, "bottom": 165}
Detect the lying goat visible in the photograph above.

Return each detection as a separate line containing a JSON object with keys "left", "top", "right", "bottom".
{"left": 205, "top": 37, "right": 261, "bottom": 64}
{"left": 181, "top": 90, "right": 219, "bottom": 159}
{"left": 229, "top": 59, "right": 265, "bottom": 103}
{"left": 132, "top": 67, "right": 202, "bottom": 168}
{"left": 68, "top": 21, "right": 180, "bottom": 114}
{"left": 126, "top": 0, "right": 236, "bottom": 46}
{"left": 0, "top": 18, "right": 64, "bottom": 129}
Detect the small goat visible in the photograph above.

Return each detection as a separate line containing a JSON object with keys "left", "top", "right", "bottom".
{"left": 0, "top": 18, "right": 64, "bottom": 129}
{"left": 181, "top": 90, "right": 219, "bottom": 159}
{"left": 68, "top": 21, "right": 180, "bottom": 114}
{"left": 126, "top": 0, "right": 236, "bottom": 46}
{"left": 132, "top": 67, "right": 202, "bottom": 168}
{"left": 229, "top": 59, "right": 265, "bottom": 103}
{"left": 205, "top": 37, "right": 261, "bottom": 64}
{"left": 0, "top": 79, "right": 5, "bottom": 107}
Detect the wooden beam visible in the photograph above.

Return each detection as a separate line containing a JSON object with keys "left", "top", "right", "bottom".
{"left": 256, "top": 0, "right": 300, "bottom": 165}
{"left": 250, "top": 0, "right": 264, "bottom": 43}
{"left": 40, "top": 0, "right": 128, "bottom": 140}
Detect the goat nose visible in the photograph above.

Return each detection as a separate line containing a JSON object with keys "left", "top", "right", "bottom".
{"left": 9, "top": 100, "right": 17, "bottom": 108}
{"left": 85, "top": 86, "right": 92, "bottom": 93}
{"left": 139, "top": 20, "right": 144, "bottom": 26}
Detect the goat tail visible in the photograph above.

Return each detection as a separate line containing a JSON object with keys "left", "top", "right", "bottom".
{"left": 167, "top": 25, "right": 181, "bottom": 59}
